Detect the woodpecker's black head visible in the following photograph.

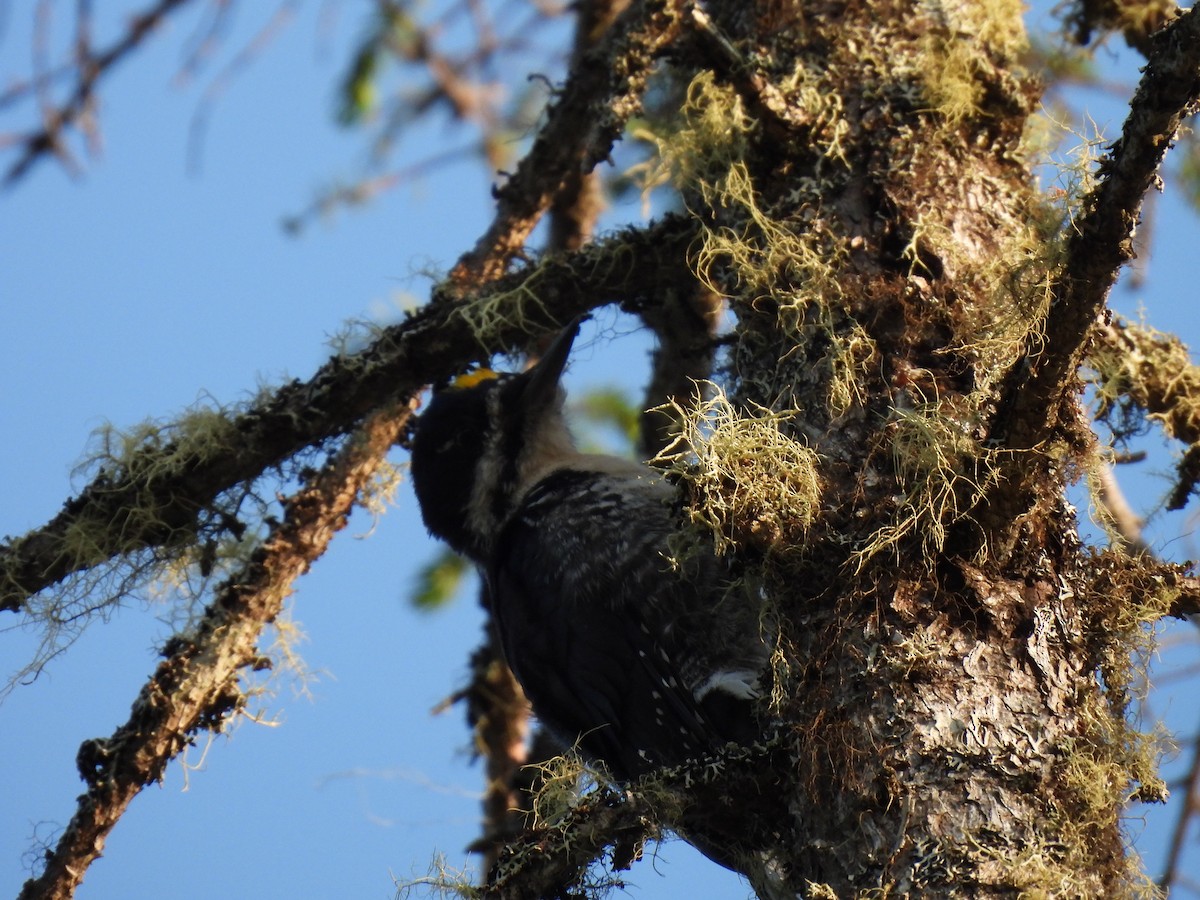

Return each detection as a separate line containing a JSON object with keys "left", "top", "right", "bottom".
{"left": 410, "top": 321, "right": 580, "bottom": 562}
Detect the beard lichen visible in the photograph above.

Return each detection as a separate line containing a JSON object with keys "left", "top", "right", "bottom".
{"left": 852, "top": 395, "right": 1006, "bottom": 571}
{"left": 7, "top": 392, "right": 345, "bottom": 698}
{"left": 654, "top": 385, "right": 822, "bottom": 562}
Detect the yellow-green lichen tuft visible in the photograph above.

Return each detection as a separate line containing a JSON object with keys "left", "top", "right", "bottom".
{"left": 1088, "top": 317, "right": 1200, "bottom": 446}
{"left": 692, "top": 162, "right": 846, "bottom": 317}
{"left": 448, "top": 266, "right": 557, "bottom": 351}
{"left": 526, "top": 754, "right": 593, "bottom": 829}
{"left": 6, "top": 391, "right": 391, "bottom": 699}
{"left": 634, "top": 69, "right": 872, "bottom": 417}
{"left": 773, "top": 61, "right": 853, "bottom": 165}
{"left": 916, "top": 0, "right": 1029, "bottom": 126}
{"left": 632, "top": 70, "right": 846, "bottom": 319}
{"left": 655, "top": 386, "right": 822, "bottom": 560}
{"left": 854, "top": 396, "right": 1002, "bottom": 570}
{"left": 630, "top": 71, "right": 755, "bottom": 202}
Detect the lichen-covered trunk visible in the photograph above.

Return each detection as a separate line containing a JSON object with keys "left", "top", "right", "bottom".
{"left": 687, "top": 0, "right": 1155, "bottom": 894}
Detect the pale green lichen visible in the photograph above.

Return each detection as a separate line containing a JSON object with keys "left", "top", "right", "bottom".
{"left": 655, "top": 385, "right": 822, "bottom": 560}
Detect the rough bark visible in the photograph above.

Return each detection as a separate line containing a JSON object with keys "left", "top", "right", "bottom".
{"left": 639, "top": 0, "right": 1194, "bottom": 895}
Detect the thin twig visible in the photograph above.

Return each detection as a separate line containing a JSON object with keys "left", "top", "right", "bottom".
{"left": 4, "top": 0, "right": 196, "bottom": 186}
{"left": 1160, "top": 707, "right": 1200, "bottom": 891}
{"left": 186, "top": 0, "right": 302, "bottom": 174}
{"left": 281, "top": 144, "right": 483, "bottom": 234}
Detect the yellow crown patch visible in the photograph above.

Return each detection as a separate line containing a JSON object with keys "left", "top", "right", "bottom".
{"left": 451, "top": 368, "right": 500, "bottom": 390}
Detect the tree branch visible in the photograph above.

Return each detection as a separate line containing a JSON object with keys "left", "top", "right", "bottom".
{"left": 466, "top": 625, "right": 534, "bottom": 874}
{"left": 1093, "top": 461, "right": 1151, "bottom": 554}
{"left": 2, "top": 0, "right": 691, "bottom": 619}
{"left": 0, "top": 217, "right": 698, "bottom": 616}
{"left": 995, "top": 6, "right": 1200, "bottom": 451}
{"left": 447, "top": 0, "right": 685, "bottom": 286}
{"left": 4, "top": 0, "right": 197, "bottom": 186}
{"left": 482, "top": 789, "right": 654, "bottom": 900}
{"left": 16, "top": 401, "right": 414, "bottom": 900}
{"left": 985, "top": 6, "right": 1200, "bottom": 538}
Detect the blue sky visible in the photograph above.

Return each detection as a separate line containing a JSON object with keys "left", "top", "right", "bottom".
{"left": 2, "top": 3, "right": 1198, "bottom": 898}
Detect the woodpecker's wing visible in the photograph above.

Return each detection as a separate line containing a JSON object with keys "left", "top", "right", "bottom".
{"left": 488, "top": 468, "right": 719, "bottom": 780}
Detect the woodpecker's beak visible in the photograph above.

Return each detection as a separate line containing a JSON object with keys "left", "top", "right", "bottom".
{"left": 521, "top": 318, "right": 581, "bottom": 409}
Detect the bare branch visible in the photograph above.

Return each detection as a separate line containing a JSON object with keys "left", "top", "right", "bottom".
{"left": 1093, "top": 461, "right": 1151, "bottom": 554}
{"left": 466, "top": 625, "right": 533, "bottom": 874}
{"left": 16, "top": 401, "right": 414, "bottom": 900}
{"left": 636, "top": 284, "right": 722, "bottom": 459}
{"left": 4, "top": 0, "right": 197, "bottom": 186}
{"left": 1161, "top": 707, "right": 1200, "bottom": 891}
{"left": 448, "top": 0, "right": 685, "bottom": 287}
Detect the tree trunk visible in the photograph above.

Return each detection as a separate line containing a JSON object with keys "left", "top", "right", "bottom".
{"left": 669, "top": 0, "right": 1168, "bottom": 894}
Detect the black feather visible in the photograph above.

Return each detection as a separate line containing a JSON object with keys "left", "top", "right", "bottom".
{"left": 489, "top": 468, "right": 753, "bottom": 780}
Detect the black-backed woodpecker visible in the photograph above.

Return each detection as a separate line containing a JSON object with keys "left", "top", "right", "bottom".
{"left": 410, "top": 320, "right": 768, "bottom": 781}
